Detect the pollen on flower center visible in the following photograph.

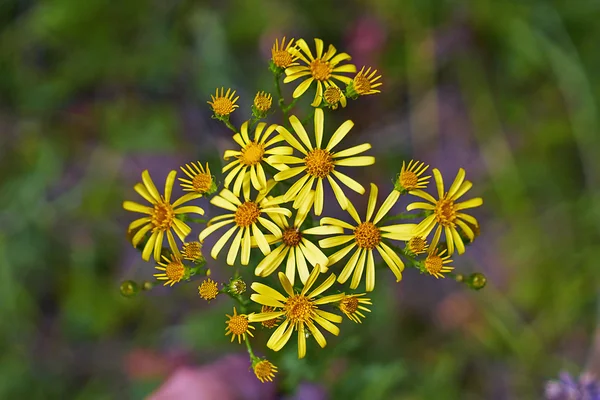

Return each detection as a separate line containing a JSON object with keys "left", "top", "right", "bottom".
{"left": 235, "top": 201, "right": 261, "bottom": 227}
{"left": 282, "top": 228, "right": 302, "bottom": 247}
{"left": 399, "top": 171, "right": 418, "bottom": 190}
{"left": 354, "top": 222, "right": 381, "bottom": 249}
{"left": 152, "top": 201, "right": 175, "bottom": 231}
{"left": 425, "top": 254, "right": 443, "bottom": 275}
{"left": 434, "top": 198, "right": 456, "bottom": 226}
{"left": 353, "top": 74, "right": 372, "bottom": 94}
{"left": 240, "top": 142, "right": 265, "bottom": 166}
{"left": 310, "top": 58, "right": 332, "bottom": 81}
{"left": 304, "top": 149, "right": 334, "bottom": 178}
{"left": 285, "top": 295, "right": 314, "bottom": 324}
{"left": 227, "top": 314, "right": 250, "bottom": 336}
{"left": 192, "top": 173, "right": 212, "bottom": 193}
{"left": 273, "top": 50, "right": 293, "bottom": 68}
{"left": 324, "top": 86, "right": 342, "bottom": 104}
{"left": 340, "top": 296, "right": 359, "bottom": 314}
{"left": 165, "top": 259, "right": 185, "bottom": 282}
{"left": 408, "top": 236, "right": 427, "bottom": 254}
{"left": 212, "top": 97, "right": 235, "bottom": 116}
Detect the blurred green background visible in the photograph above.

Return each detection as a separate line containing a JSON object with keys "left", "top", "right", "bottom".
{"left": 2, "top": 0, "right": 600, "bottom": 399}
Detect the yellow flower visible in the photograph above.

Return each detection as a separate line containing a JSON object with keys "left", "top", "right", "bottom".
{"left": 351, "top": 66, "right": 382, "bottom": 96}
{"left": 284, "top": 38, "right": 356, "bottom": 107}
{"left": 208, "top": 87, "right": 239, "bottom": 117}
{"left": 339, "top": 294, "right": 372, "bottom": 323}
{"left": 248, "top": 267, "right": 345, "bottom": 359}
{"left": 223, "top": 121, "right": 293, "bottom": 196}
{"left": 225, "top": 307, "right": 255, "bottom": 343}
{"left": 154, "top": 254, "right": 186, "bottom": 286}
{"left": 269, "top": 108, "right": 374, "bottom": 215}
{"left": 123, "top": 170, "right": 204, "bottom": 261}
{"left": 198, "top": 278, "right": 219, "bottom": 300}
{"left": 407, "top": 236, "right": 429, "bottom": 255}
{"left": 323, "top": 85, "right": 347, "bottom": 110}
{"left": 395, "top": 160, "right": 430, "bottom": 192}
{"left": 179, "top": 162, "right": 216, "bottom": 195}
{"left": 199, "top": 181, "right": 292, "bottom": 266}
{"left": 271, "top": 36, "right": 298, "bottom": 69}
{"left": 253, "top": 359, "right": 278, "bottom": 383}
{"left": 253, "top": 91, "right": 273, "bottom": 113}
{"left": 424, "top": 248, "right": 453, "bottom": 278}
{"left": 181, "top": 241, "right": 203, "bottom": 262}
{"left": 316, "top": 184, "right": 417, "bottom": 291}
{"left": 254, "top": 190, "right": 343, "bottom": 285}
{"left": 407, "top": 168, "right": 483, "bottom": 255}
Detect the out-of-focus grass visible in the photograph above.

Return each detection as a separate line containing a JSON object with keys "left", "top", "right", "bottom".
{"left": 1, "top": 0, "right": 599, "bottom": 398}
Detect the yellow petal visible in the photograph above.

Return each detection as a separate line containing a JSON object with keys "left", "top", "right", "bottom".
{"left": 373, "top": 190, "right": 400, "bottom": 224}
{"left": 141, "top": 170, "right": 161, "bottom": 202}
{"left": 350, "top": 249, "right": 367, "bottom": 289}
{"left": 292, "top": 77, "right": 315, "bottom": 99}
{"left": 298, "top": 323, "right": 307, "bottom": 359}
{"left": 337, "top": 248, "right": 362, "bottom": 284}
{"left": 123, "top": 201, "right": 153, "bottom": 214}
{"left": 314, "top": 107, "right": 324, "bottom": 148}
{"left": 366, "top": 250, "right": 375, "bottom": 292}
{"left": 226, "top": 227, "right": 244, "bottom": 265}
{"left": 328, "top": 243, "right": 356, "bottom": 266}
{"left": 332, "top": 171, "right": 365, "bottom": 194}
{"left": 290, "top": 115, "right": 313, "bottom": 151}
{"left": 278, "top": 272, "right": 295, "bottom": 297}
{"left": 366, "top": 183, "right": 378, "bottom": 222}
{"left": 318, "top": 235, "right": 355, "bottom": 248}
{"left": 318, "top": 217, "right": 355, "bottom": 230}
{"left": 134, "top": 183, "right": 156, "bottom": 205}
{"left": 251, "top": 282, "right": 287, "bottom": 302}
{"left": 455, "top": 197, "right": 483, "bottom": 210}
{"left": 211, "top": 225, "right": 238, "bottom": 260}
{"left": 164, "top": 170, "right": 176, "bottom": 203}
{"left": 447, "top": 168, "right": 466, "bottom": 199}
{"left": 433, "top": 168, "right": 444, "bottom": 199}
{"left": 325, "top": 120, "right": 354, "bottom": 151}
{"left": 327, "top": 175, "right": 349, "bottom": 210}
{"left": 334, "top": 156, "right": 375, "bottom": 166}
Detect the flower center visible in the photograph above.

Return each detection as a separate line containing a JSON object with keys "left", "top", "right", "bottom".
{"left": 273, "top": 50, "right": 293, "bottom": 68}
{"left": 254, "top": 360, "right": 276, "bottom": 382}
{"left": 434, "top": 197, "right": 456, "bottom": 227}
{"left": 182, "top": 241, "right": 203, "bottom": 261}
{"left": 254, "top": 92, "right": 272, "bottom": 112}
{"left": 240, "top": 142, "right": 265, "bottom": 166}
{"left": 234, "top": 201, "right": 261, "bottom": 227}
{"left": 199, "top": 278, "right": 219, "bottom": 300}
{"left": 340, "top": 296, "right": 359, "bottom": 314}
{"left": 354, "top": 74, "right": 372, "bottom": 94}
{"left": 354, "top": 222, "right": 381, "bottom": 249}
{"left": 192, "top": 173, "right": 212, "bottom": 193}
{"left": 211, "top": 97, "right": 235, "bottom": 116}
{"left": 284, "top": 295, "right": 314, "bottom": 324}
{"left": 310, "top": 58, "right": 332, "bottom": 81}
{"left": 151, "top": 201, "right": 175, "bottom": 231}
{"left": 324, "top": 86, "right": 342, "bottom": 105}
{"left": 425, "top": 255, "right": 443, "bottom": 275}
{"left": 304, "top": 148, "right": 334, "bottom": 178}
{"left": 408, "top": 236, "right": 427, "bottom": 254}
{"left": 227, "top": 314, "right": 249, "bottom": 336}
{"left": 166, "top": 260, "right": 185, "bottom": 282}
{"left": 399, "top": 171, "right": 418, "bottom": 191}
{"left": 282, "top": 228, "right": 302, "bottom": 247}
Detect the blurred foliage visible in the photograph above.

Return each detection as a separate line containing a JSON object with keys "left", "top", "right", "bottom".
{"left": 1, "top": 0, "right": 600, "bottom": 399}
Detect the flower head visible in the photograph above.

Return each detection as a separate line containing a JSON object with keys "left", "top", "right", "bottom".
{"left": 179, "top": 162, "right": 216, "bottom": 195}
{"left": 208, "top": 87, "right": 239, "bottom": 117}
{"left": 123, "top": 170, "right": 204, "bottom": 261}
{"left": 254, "top": 192, "right": 343, "bottom": 285}
{"left": 225, "top": 307, "right": 255, "bottom": 343}
{"left": 248, "top": 267, "right": 345, "bottom": 359}
{"left": 154, "top": 254, "right": 187, "bottom": 286}
{"left": 229, "top": 278, "right": 247, "bottom": 295}
{"left": 199, "top": 181, "right": 292, "bottom": 266}
{"left": 395, "top": 160, "right": 430, "bottom": 193}
{"left": 406, "top": 236, "right": 429, "bottom": 256}
{"left": 269, "top": 108, "right": 374, "bottom": 215}
{"left": 271, "top": 36, "right": 298, "bottom": 69}
{"left": 181, "top": 241, "right": 204, "bottom": 262}
{"left": 198, "top": 278, "right": 219, "bottom": 300}
{"left": 407, "top": 168, "right": 483, "bottom": 255}
{"left": 253, "top": 359, "right": 278, "bottom": 383}
{"left": 323, "top": 85, "right": 347, "bottom": 110}
{"left": 315, "top": 184, "right": 416, "bottom": 291}
{"left": 253, "top": 91, "right": 273, "bottom": 113}
{"left": 284, "top": 38, "right": 356, "bottom": 107}
{"left": 339, "top": 294, "right": 372, "bottom": 323}
{"left": 348, "top": 66, "right": 382, "bottom": 97}
{"left": 223, "top": 122, "right": 292, "bottom": 196}
{"left": 424, "top": 248, "right": 453, "bottom": 279}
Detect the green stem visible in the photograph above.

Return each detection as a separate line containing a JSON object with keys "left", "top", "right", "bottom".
{"left": 177, "top": 216, "right": 207, "bottom": 224}
{"left": 382, "top": 211, "right": 428, "bottom": 222}
{"left": 245, "top": 335, "right": 258, "bottom": 362}
{"left": 223, "top": 118, "right": 239, "bottom": 134}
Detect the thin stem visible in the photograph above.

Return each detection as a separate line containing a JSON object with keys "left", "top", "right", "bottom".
{"left": 382, "top": 211, "right": 428, "bottom": 222}
{"left": 223, "top": 118, "right": 239, "bottom": 134}
{"left": 245, "top": 335, "right": 258, "bottom": 362}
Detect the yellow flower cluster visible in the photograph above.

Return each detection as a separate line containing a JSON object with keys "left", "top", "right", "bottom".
{"left": 121, "top": 35, "right": 485, "bottom": 383}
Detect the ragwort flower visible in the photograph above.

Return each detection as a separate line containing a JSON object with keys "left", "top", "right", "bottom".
{"left": 284, "top": 38, "right": 356, "bottom": 106}
{"left": 271, "top": 36, "right": 298, "bottom": 69}
{"left": 248, "top": 267, "right": 345, "bottom": 359}
{"left": 225, "top": 307, "right": 255, "bottom": 343}
{"left": 123, "top": 170, "right": 204, "bottom": 261}
{"left": 339, "top": 294, "right": 372, "bottom": 323}
{"left": 269, "top": 108, "right": 374, "bottom": 215}
{"left": 407, "top": 168, "right": 483, "bottom": 255}
{"left": 179, "top": 162, "right": 216, "bottom": 195}
{"left": 154, "top": 254, "right": 186, "bottom": 286}
{"left": 253, "top": 359, "right": 278, "bottom": 383}
{"left": 208, "top": 87, "right": 239, "bottom": 117}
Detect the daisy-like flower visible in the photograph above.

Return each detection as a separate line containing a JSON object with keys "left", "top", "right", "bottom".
{"left": 284, "top": 38, "right": 356, "bottom": 107}
{"left": 424, "top": 248, "right": 453, "bottom": 279}
{"left": 407, "top": 168, "right": 483, "bottom": 255}
{"left": 198, "top": 278, "right": 219, "bottom": 301}
{"left": 225, "top": 307, "right": 255, "bottom": 343}
{"left": 406, "top": 236, "right": 429, "bottom": 256}
{"left": 347, "top": 66, "right": 382, "bottom": 97}
{"left": 222, "top": 121, "right": 293, "bottom": 196}
{"left": 199, "top": 181, "right": 292, "bottom": 266}
{"left": 248, "top": 267, "right": 345, "bottom": 359}
{"left": 253, "top": 359, "right": 278, "bottom": 383}
{"left": 254, "top": 190, "right": 343, "bottom": 285}
{"left": 253, "top": 91, "right": 273, "bottom": 113}
{"left": 181, "top": 241, "right": 204, "bottom": 262}
{"left": 179, "top": 162, "right": 216, "bottom": 196}
{"left": 323, "top": 85, "right": 347, "bottom": 110}
{"left": 123, "top": 170, "right": 204, "bottom": 261}
{"left": 154, "top": 254, "right": 186, "bottom": 286}
{"left": 269, "top": 108, "right": 374, "bottom": 215}
{"left": 339, "top": 294, "right": 372, "bottom": 323}
{"left": 271, "top": 36, "right": 298, "bottom": 69}
{"left": 395, "top": 160, "right": 430, "bottom": 193}
{"left": 208, "top": 87, "right": 239, "bottom": 117}
{"left": 316, "top": 184, "right": 416, "bottom": 291}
